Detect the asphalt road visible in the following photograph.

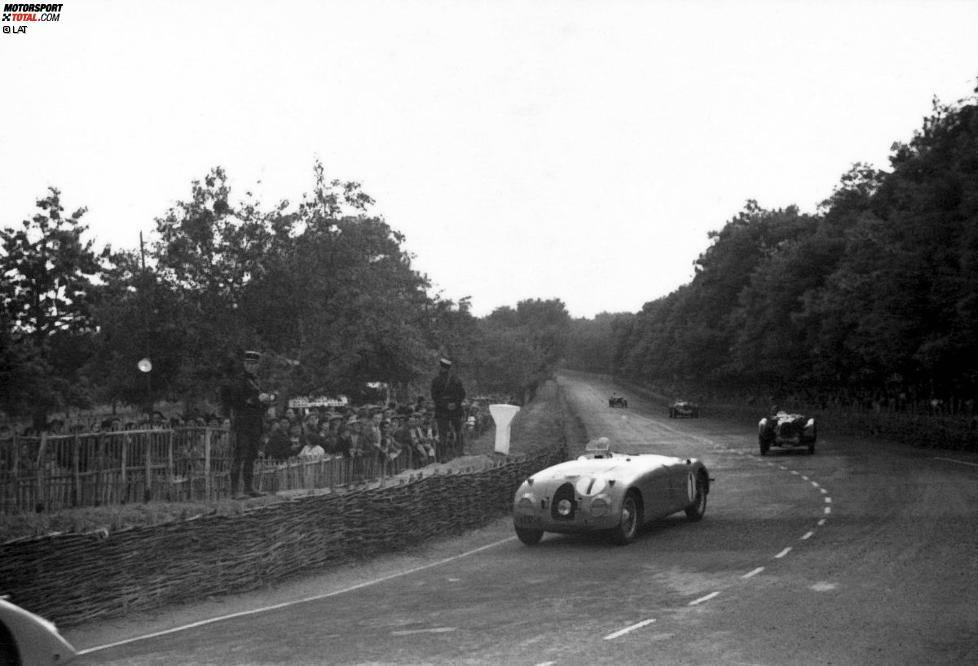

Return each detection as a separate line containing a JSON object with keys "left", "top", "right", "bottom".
{"left": 67, "top": 374, "right": 978, "bottom": 665}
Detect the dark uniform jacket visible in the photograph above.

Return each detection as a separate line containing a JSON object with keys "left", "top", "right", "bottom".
{"left": 430, "top": 373, "right": 465, "bottom": 418}
{"left": 224, "top": 373, "right": 265, "bottom": 439}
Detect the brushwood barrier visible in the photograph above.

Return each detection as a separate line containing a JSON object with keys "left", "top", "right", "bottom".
{"left": 0, "top": 381, "right": 573, "bottom": 627}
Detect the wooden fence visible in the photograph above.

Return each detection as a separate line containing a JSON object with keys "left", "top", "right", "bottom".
{"left": 0, "top": 428, "right": 444, "bottom": 514}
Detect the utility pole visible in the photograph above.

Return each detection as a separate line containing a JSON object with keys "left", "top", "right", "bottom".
{"left": 138, "top": 231, "right": 153, "bottom": 417}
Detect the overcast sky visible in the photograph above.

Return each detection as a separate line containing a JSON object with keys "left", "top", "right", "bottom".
{"left": 2, "top": 0, "right": 976, "bottom": 318}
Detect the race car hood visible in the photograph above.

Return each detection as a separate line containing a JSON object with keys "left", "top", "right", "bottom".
{"left": 529, "top": 454, "right": 682, "bottom": 484}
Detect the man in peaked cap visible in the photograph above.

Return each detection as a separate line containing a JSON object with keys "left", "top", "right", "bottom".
{"left": 430, "top": 357, "right": 466, "bottom": 462}
{"left": 224, "top": 350, "right": 271, "bottom": 498}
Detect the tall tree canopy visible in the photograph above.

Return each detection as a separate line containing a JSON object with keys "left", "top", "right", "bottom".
{"left": 567, "top": 87, "right": 978, "bottom": 405}
{"left": 0, "top": 189, "right": 108, "bottom": 426}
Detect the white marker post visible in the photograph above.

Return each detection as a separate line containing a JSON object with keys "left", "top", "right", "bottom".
{"left": 489, "top": 404, "right": 521, "bottom": 455}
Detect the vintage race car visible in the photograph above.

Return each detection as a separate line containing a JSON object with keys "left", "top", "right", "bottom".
{"left": 513, "top": 438, "right": 711, "bottom": 545}
{"left": 668, "top": 400, "right": 700, "bottom": 418}
{"left": 608, "top": 394, "right": 628, "bottom": 408}
{"left": 0, "top": 596, "right": 77, "bottom": 664}
{"left": 758, "top": 411, "right": 817, "bottom": 455}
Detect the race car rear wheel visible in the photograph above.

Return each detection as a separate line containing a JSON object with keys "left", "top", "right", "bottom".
{"left": 685, "top": 472, "right": 708, "bottom": 521}
{"left": 515, "top": 527, "right": 543, "bottom": 546}
{"left": 610, "top": 491, "right": 641, "bottom": 545}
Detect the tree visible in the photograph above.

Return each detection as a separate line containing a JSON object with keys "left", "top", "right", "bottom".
{"left": 144, "top": 161, "right": 449, "bottom": 406}
{"left": 0, "top": 189, "right": 107, "bottom": 427}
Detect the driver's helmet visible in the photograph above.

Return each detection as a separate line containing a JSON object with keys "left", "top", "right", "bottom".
{"left": 585, "top": 437, "right": 612, "bottom": 455}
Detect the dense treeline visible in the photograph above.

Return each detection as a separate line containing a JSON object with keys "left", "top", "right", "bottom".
{"left": 0, "top": 161, "right": 570, "bottom": 428}
{"left": 571, "top": 89, "right": 978, "bottom": 409}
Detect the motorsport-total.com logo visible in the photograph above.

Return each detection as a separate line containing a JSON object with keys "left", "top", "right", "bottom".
{"left": 2, "top": 3, "right": 63, "bottom": 35}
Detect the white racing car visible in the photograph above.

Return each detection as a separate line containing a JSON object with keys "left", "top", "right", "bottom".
{"left": 513, "top": 438, "right": 712, "bottom": 545}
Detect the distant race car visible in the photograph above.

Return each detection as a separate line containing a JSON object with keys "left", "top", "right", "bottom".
{"left": 0, "top": 596, "right": 77, "bottom": 664}
{"left": 668, "top": 400, "right": 700, "bottom": 418}
{"left": 513, "top": 437, "right": 711, "bottom": 545}
{"left": 608, "top": 395, "right": 628, "bottom": 408}
{"left": 758, "top": 411, "right": 817, "bottom": 455}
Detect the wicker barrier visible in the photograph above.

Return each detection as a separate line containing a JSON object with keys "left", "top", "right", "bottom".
{"left": 0, "top": 445, "right": 565, "bottom": 627}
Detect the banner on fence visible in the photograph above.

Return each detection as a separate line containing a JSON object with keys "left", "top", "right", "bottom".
{"left": 288, "top": 395, "right": 349, "bottom": 409}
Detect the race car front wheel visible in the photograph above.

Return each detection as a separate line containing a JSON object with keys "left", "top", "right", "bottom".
{"left": 610, "top": 491, "right": 641, "bottom": 545}
{"left": 685, "top": 472, "right": 708, "bottom": 521}
{"left": 515, "top": 527, "right": 543, "bottom": 546}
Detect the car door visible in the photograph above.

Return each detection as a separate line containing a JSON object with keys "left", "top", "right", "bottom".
{"left": 639, "top": 467, "right": 673, "bottom": 521}
{"left": 664, "top": 462, "right": 697, "bottom": 513}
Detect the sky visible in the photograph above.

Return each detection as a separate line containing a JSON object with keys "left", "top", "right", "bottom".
{"left": 2, "top": 1, "right": 977, "bottom": 319}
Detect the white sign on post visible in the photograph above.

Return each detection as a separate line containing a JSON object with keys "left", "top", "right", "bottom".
{"left": 489, "top": 404, "right": 520, "bottom": 454}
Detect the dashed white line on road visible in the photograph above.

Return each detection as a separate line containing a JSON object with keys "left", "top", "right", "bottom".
{"left": 824, "top": 506, "right": 832, "bottom": 514}
{"left": 801, "top": 531, "right": 814, "bottom": 540}
{"left": 820, "top": 488, "right": 828, "bottom": 494}
{"left": 934, "top": 456, "right": 978, "bottom": 468}
{"left": 818, "top": 518, "right": 827, "bottom": 526}
{"left": 604, "top": 618, "right": 656, "bottom": 640}
{"left": 391, "top": 627, "right": 456, "bottom": 636}
{"left": 824, "top": 497, "right": 832, "bottom": 503}
{"left": 801, "top": 475, "right": 809, "bottom": 481}
{"left": 811, "top": 481, "right": 820, "bottom": 488}
{"left": 689, "top": 591, "right": 721, "bottom": 606}
{"left": 774, "top": 547, "right": 792, "bottom": 559}
{"left": 742, "top": 567, "right": 765, "bottom": 579}
{"left": 790, "top": 470, "right": 800, "bottom": 475}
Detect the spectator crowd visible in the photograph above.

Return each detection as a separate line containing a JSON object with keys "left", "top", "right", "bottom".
{"left": 259, "top": 396, "right": 492, "bottom": 469}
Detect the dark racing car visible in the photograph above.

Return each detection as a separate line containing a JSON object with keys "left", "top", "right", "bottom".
{"left": 668, "top": 400, "right": 700, "bottom": 418}
{"left": 758, "top": 411, "right": 817, "bottom": 455}
{"left": 608, "top": 393, "right": 628, "bottom": 408}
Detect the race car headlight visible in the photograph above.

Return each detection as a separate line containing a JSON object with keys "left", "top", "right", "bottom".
{"left": 805, "top": 418, "right": 815, "bottom": 429}
{"left": 590, "top": 496, "right": 610, "bottom": 517}
{"left": 557, "top": 498, "right": 573, "bottom": 516}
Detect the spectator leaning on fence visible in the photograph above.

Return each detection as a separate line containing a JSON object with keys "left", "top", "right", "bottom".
{"left": 378, "top": 418, "right": 401, "bottom": 470}
{"left": 324, "top": 412, "right": 344, "bottom": 455}
{"left": 431, "top": 357, "right": 466, "bottom": 462}
{"left": 265, "top": 417, "right": 292, "bottom": 460}
{"left": 222, "top": 350, "right": 273, "bottom": 499}
{"left": 298, "top": 438, "right": 325, "bottom": 459}
{"left": 401, "top": 412, "right": 434, "bottom": 466}
{"left": 287, "top": 422, "right": 305, "bottom": 458}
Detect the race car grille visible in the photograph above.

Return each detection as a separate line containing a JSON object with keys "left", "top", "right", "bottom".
{"left": 777, "top": 422, "right": 798, "bottom": 438}
{"left": 550, "top": 482, "right": 577, "bottom": 520}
